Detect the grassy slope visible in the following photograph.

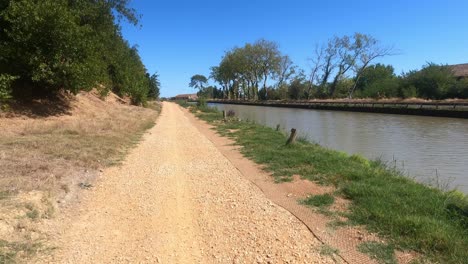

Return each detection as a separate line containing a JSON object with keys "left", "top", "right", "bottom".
{"left": 0, "top": 93, "right": 161, "bottom": 263}
{"left": 190, "top": 105, "right": 468, "bottom": 263}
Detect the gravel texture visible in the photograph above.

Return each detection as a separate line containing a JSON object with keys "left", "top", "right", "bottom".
{"left": 43, "top": 102, "right": 334, "bottom": 263}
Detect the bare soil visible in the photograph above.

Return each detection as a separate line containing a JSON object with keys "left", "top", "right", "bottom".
{"left": 38, "top": 102, "right": 335, "bottom": 263}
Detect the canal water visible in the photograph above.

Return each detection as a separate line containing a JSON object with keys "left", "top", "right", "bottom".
{"left": 209, "top": 103, "right": 468, "bottom": 193}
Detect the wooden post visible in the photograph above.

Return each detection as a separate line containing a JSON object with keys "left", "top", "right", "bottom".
{"left": 276, "top": 124, "right": 280, "bottom": 131}
{"left": 222, "top": 110, "right": 226, "bottom": 120}
{"left": 286, "top": 128, "right": 297, "bottom": 145}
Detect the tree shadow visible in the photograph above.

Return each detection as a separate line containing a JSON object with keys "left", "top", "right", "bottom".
{"left": 2, "top": 95, "right": 73, "bottom": 118}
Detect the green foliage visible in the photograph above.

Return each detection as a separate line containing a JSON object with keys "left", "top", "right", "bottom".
{"left": 194, "top": 109, "right": 468, "bottom": 263}
{"left": 196, "top": 85, "right": 223, "bottom": 99}
{"left": 197, "top": 97, "right": 207, "bottom": 107}
{"left": 401, "top": 63, "right": 459, "bottom": 99}
{"left": 358, "top": 242, "right": 397, "bottom": 264}
{"left": 0, "top": 0, "right": 155, "bottom": 104}
{"left": 303, "top": 194, "right": 335, "bottom": 208}
{"left": 175, "top": 100, "right": 190, "bottom": 108}
{"left": 354, "top": 64, "right": 399, "bottom": 98}
{"left": 288, "top": 78, "right": 307, "bottom": 99}
{"left": 147, "top": 72, "right": 160, "bottom": 99}
{"left": 189, "top": 74, "right": 208, "bottom": 90}
{"left": 400, "top": 85, "right": 418, "bottom": 98}
{"left": 210, "top": 39, "right": 283, "bottom": 100}
{"left": 0, "top": 74, "right": 17, "bottom": 101}
{"left": 203, "top": 35, "right": 466, "bottom": 100}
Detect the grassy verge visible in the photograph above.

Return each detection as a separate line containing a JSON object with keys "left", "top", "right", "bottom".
{"left": 190, "top": 104, "right": 468, "bottom": 263}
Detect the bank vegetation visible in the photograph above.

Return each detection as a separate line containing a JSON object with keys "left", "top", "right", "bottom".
{"left": 191, "top": 34, "right": 468, "bottom": 101}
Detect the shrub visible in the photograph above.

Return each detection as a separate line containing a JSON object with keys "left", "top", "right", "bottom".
{"left": 197, "top": 97, "right": 207, "bottom": 107}
{"left": 0, "top": 74, "right": 17, "bottom": 101}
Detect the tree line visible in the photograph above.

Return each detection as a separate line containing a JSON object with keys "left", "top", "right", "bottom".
{"left": 0, "top": 0, "right": 159, "bottom": 104}
{"left": 191, "top": 33, "right": 468, "bottom": 100}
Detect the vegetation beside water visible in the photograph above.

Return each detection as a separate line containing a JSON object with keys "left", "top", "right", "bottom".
{"left": 190, "top": 35, "right": 468, "bottom": 101}
{"left": 188, "top": 103, "right": 468, "bottom": 263}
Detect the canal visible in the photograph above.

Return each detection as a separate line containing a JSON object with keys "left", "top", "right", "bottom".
{"left": 209, "top": 103, "right": 468, "bottom": 193}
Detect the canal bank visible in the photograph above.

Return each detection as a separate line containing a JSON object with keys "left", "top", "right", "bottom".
{"left": 208, "top": 100, "right": 468, "bottom": 119}
{"left": 188, "top": 104, "right": 468, "bottom": 264}
{"left": 208, "top": 103, "right": 468, "bottom": 193}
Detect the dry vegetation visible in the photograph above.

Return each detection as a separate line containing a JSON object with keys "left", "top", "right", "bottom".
{"left": 0, "top": 91, "right": 160, "bottom": 262}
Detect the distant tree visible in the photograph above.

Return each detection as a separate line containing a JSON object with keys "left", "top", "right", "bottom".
{"left": 210, "top": 39, "right": 285, "bottom": 100}
{"left": 189, "top": 74, "right": 208, "bottom": 91}
{"left": 308, "top": 33, "right": 395, "bottom": 98}
{"left": 288, "top": 77, "right": 307, "bottom": 100}
{"left": 306, "top": 45, "right": 325, "bottom": 99}
{"left": 255, "top": 39, "right": 282, "bottom": 99}
{"left": 276, "top": 55, "right": 295, "bottom": 88}
{"left": 354, "top": 64, "right": 399, "bottom": 98}
{"left": 348, "top": 35, "right": 396, "bottom": 98}
{"left": 401, "top": 63, "right": 457, "bottom": 99}
{"left": 197, "top": 85, "right": 223, "bottom": 99}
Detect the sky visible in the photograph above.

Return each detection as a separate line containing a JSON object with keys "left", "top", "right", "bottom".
{"left": 120, "top": 0, "right": 468, "bottom": 97}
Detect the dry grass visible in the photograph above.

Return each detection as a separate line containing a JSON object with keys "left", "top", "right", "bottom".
{"left": 0, "top": 91, "right": 161, "bottom": 262}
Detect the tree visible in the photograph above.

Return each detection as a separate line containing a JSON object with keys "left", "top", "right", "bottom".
{"left": 209, "top": 39, "right": 285, "bottom": 100}
{"left": 189, "top": 74, "right": 208, "bottom": 91}
{"left": 288, "top": 76, "right": 307, "bottom": 100}
{"left": 353, "top": 64, "right": 398, "bottom": 98}
{"left": 348, "top": 34, "right": 396, "bottom": 98}
{"left": 308, "top": 33, "right": 395, "bottom": 98}
{"left": 147, "top": 72, "right": 160, "bottom": 99}
{"left": 276, "top": 55, "right": 295, "bottom": 88}
{"left": 401, "top": 63, "right": 457, "bottom": 99}
{"left": 254, "top": 39, "right": 282, "bottom": 99}
{"left": 0, "top": 0, "right": 153, "bottom": 104}
{"left": 306, "top": 45, "right": 325, "bottom": 99}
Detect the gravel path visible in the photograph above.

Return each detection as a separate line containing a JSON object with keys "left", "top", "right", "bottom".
{"left": 47, "top": 102, "right": 334, "bottom": 263}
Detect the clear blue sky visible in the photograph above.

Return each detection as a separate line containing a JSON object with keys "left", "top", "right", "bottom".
{"left": 120, "top": 0, "right": 468, "bottom": 97}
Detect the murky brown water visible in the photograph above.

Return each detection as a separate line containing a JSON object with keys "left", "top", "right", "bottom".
{"left": 209, "top": 103, "right": 468, "bottom": 193}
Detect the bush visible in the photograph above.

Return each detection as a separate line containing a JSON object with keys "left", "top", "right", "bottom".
{"left": 197, "top": 98, "right": 207, "bottom": 107}
{"left": 401, "top": 64, "right": 459, "bottom": 99}
{"left": 0, "top": 74, "right": 17, "bottom": 101}
{"left": 400, "top": 85, "right": 418, "bottom": 98}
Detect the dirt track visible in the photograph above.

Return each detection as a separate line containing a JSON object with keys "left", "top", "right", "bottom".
{"left": 43, "top": 102, "right": 334, "bottom": 263}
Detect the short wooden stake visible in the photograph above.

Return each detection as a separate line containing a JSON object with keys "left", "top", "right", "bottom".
{"left": 222, "top": 110, "right": 226, "bottom": 120}
{"left": 286, "top": 128, "right": 297, "bottom": 145}
{"left": 276, "top": 124, "right": 280, "bottom": 131}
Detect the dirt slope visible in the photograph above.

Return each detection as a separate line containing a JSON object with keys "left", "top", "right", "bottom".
{"left": 40, "top": 102, "right": 334, "bottom": 263}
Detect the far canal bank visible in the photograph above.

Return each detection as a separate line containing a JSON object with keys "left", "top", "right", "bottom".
{"left": 209, "top": 102, "right": 468, "bottom": 193}
{"left": 207, "top": 100, "right": 468, "bottom": 119}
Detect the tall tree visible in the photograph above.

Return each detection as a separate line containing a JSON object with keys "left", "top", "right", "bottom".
{"left": 309, "top": 33, "right": 395, "bottom": 98}
{"left": 276, "top": 55, "right": 295, "bottom": 88}
{"left": 348, "top": 35, "right": 396, "bottom": 98}
{"left": 189, "top": 74, "right": 208, "bottom": 91}
{"left": 254, "top": 39, "right": 281, "bottom": 99}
